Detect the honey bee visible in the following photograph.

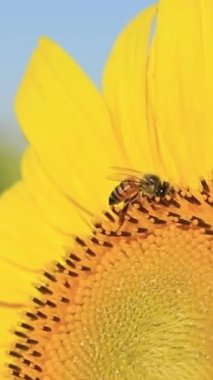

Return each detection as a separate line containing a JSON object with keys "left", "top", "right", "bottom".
{"left": 108, "top": 167, "right": 170, "bottom": 208}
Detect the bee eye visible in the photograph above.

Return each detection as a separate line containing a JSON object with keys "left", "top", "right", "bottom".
{"left": 156, "top": 187, "right": 166, "bottom": 197}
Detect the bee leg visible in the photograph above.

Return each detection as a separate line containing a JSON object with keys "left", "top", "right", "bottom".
{"left": 117, "top": 201, "right": 130, "bottom": 230}
{"left": 117, "top": 193, "right": 140, "bottom": 230}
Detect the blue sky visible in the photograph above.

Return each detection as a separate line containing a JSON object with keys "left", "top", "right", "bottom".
{"left": 0, "top": 0, "right": 154, "bottom": 146}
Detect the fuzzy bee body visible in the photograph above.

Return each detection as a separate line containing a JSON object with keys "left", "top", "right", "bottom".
{"left": 109, "top": 173, "right": 170, "bottom": 206}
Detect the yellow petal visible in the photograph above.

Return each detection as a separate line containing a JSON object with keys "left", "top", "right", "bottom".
{"left": 103, "top": 1, "right": 213, "bottom": 188}
{"left": 0, "top": 181, "right": 66, "bottom": 272}
{"left": 22, "top": 148, "right": 92, "bottom": 235}
{"left": 103, "top": 5, "right": 158, "bottom": 173}
{"left": 16, "top": 37, "right": 125, "bottom": 215}
{"left": 152, "top": 0, "right": 213, "bottom": 187}
{"left": 0, "top": 259, "right": 36, "bottom": 305}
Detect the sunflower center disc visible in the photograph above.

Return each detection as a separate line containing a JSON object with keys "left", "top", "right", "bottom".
{"left": 42, "top": 227, "right": 213, "bottom": 380}
{"left": 9, "top": 185, "right": 213, "bottom": 380}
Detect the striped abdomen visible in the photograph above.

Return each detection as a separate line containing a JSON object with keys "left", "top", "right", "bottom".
{"left": 109, "top": 180, "right": 138, "bottom": 205}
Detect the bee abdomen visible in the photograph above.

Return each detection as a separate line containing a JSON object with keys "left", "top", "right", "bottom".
{"left": 109, "top": 192, "right": 119, "bottom": 205}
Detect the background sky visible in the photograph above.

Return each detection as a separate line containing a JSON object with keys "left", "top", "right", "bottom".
{"left": 0, "top": 0, "right": 154, "bottom": 190}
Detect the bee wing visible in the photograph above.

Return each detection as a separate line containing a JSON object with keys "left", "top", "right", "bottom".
{"left": 107, "top": 166, "right": 142, "bottom": 183}
{"left": 110, "top": 166, "right": 143, "bottom": 177}
{"left": 107, "top": 174, "right": 141, "bottom": 183}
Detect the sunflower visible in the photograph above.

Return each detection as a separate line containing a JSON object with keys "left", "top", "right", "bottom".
{"left": 2, "top": 0, "right": 213, "bottom": 379}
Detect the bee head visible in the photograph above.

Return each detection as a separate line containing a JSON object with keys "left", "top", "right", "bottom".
{"left": 156, "top": 181, "right": 170, "bottom": 197}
